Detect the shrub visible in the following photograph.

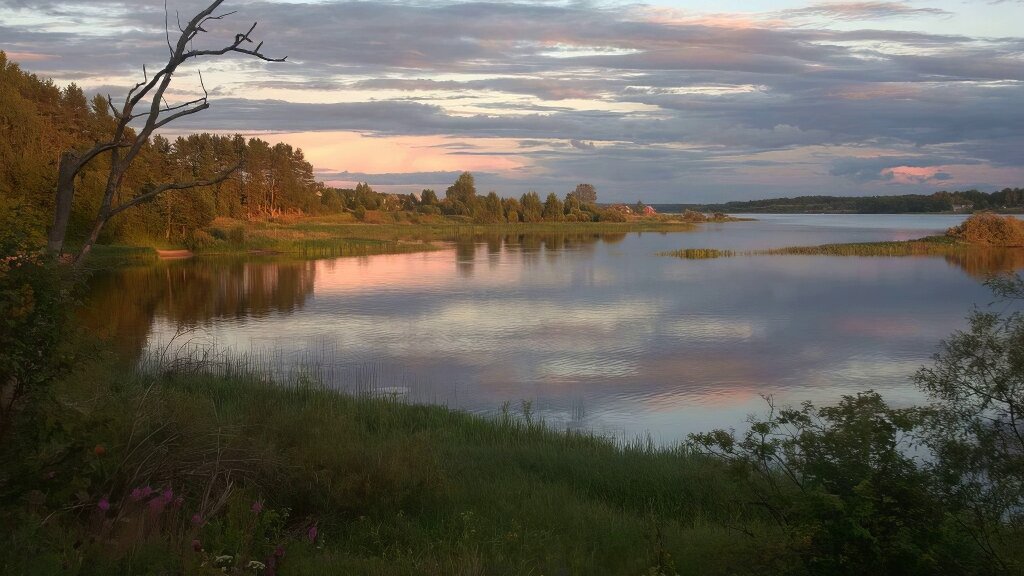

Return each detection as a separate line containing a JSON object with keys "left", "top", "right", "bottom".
{"left": 0, "top": 202, "right": 67, "bottom": 441}
{"left": 947, "top": 213, "right": 1024, "bottom": 246}
{"left": 228, "top": 226, "right": 246, "bottom": 245}
{"left": 185, "top": 229, "right": 218, "bottom": 250}
{"left": 598, "top": 208, "right": 627, "bottom": 223}
{"left": 681, "top": 210, "right": 707, "bottom": 223}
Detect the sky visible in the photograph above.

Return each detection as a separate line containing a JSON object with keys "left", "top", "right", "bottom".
{"left": 2, "top": 0, "right": 1023, "bottom": 202}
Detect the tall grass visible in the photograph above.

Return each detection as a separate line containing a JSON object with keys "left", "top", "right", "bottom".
{"left": 658, "top": 248, "right": 737, "bottom": 259}
{"left": 661, "top": 236, "right": 967, "bottom": 260}
{"left": 2, "top": 338, "right": 777, "bottom": 575}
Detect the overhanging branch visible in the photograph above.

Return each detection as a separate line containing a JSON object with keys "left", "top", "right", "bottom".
{"left": 107, "top": 162, "right": 241, "bottom": 218}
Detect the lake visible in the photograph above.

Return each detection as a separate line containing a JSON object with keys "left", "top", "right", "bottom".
{"left": 86, "top": 214, "right": 1024, "bottom": 444}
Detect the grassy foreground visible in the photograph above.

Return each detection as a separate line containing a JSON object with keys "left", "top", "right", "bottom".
{"left": 1, "top": 358, "right": 772, "bottom": 576}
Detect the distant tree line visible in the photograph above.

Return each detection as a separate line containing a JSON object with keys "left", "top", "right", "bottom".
{"left": 1, "top": 53, "right": 631, "bottom": 249}
{"left": 320, "top": 174, "right": 617, "bottom": 223}
{"left": 678, "top": 190, "right": 1024, "bottom": 214}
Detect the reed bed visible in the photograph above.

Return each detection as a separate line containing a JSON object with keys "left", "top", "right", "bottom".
{"left": 60, "top": 334, "right": 768, "bottom": 575}
{"left": 658, "top": 248, "right": 737, "bottom": 259}
{"left": 753, "top": 238, "right": 962, "bottom": 257}
{"left": 661, "top": 236, "right": 969, "bottom": 260}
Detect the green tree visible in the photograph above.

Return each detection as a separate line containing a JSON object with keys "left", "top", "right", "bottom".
{"left": 914, "top": 274, "right": 1024, "bottom": 569}
{"left": 571, "top": 183, "right": 597, "bottom": 206}
{"left": 482, "top": 191, "right": 504, "bottom": 223}
{"left": 45, "top": 1, "right": 284, "bottom": 263}
{"left": 543, "top": 193, "right": 565, "bottom": 222}
{"left": 420, "top": 189, "right": 438, "bottom": 206}
{"left": 564, "top": 193, "right": 582, "bottom": 214}
{"left": 520, "top": 191, "right": 543, "bottom": 223}
{"left": 446, "top": 172, "right": 476, "bottom": 205}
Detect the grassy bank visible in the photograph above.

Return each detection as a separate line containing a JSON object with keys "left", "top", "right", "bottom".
{"left": 1, "top": 358, "right": 771, "bottom": 576}
{"left": 81, "top": 215, "right": 704, "bottom": 266}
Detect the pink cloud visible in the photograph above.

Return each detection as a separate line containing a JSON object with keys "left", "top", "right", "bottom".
{"left": 5, "top": 51, "right": 57, "bottom": 62}
{"left": 881, "top": 165, "right": 951, "bottom": 184}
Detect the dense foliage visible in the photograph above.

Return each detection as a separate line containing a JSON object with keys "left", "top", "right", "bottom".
{"left": 690, "top": 274, "right": 1024, "bottom": 575}
{"left": 0, "top": 52, "right": 325, "bottom": 248}
{"left": 947, "top": 213, "right": 1024, "bottom": 247}
{"left": 1, "top": 53, "right": 623, "bottom": 254}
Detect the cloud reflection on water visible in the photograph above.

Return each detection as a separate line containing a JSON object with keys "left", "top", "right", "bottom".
{"left": 86, "top": 217, "right": 1024, "bottom": 443}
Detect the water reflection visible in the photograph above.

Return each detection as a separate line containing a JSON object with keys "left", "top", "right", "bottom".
{"left": 83, "top": 260, "right": 316, "bottom": 358}
{"left": 944, "top": 248, "right": 1024, "bottom": 278}
{"left": 83, "top": 218, "right": 1024, "bottom": 444}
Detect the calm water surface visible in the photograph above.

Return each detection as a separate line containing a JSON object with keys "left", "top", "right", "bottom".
{"left": 87, "top": 214, "right": 1024, "bottom": 444}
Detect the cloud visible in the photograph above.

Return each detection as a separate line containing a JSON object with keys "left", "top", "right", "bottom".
{"left": 2, "top": 0, "right": 1022, "bottom": 200}
{"left": 782, "top": 2, "right": 951, "bottom": 21}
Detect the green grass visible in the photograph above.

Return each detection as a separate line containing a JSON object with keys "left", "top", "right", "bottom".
{"left": 661, "top": 236, "right": 968, "bottom": 260}
{"left": 79, "top": 216, "right": 703, "bottom": 267}
{"left": 1, "top": 357, "right": 776, "bottom": 576}
{"left": 657, "top": 248, "right": 737, "bottom": 259}
{"left": 753, "top": 236, "right": 963, "bottom": 257}
{"left": 70, "top": 244, "right": 158, "bottom": 268}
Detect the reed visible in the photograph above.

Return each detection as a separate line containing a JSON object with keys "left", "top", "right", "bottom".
{"left": 661, "top": 236, "right": 969, "bottom": 260}
{"left": 658, "top": 248, "right": 736, "bottom": 259}
{"left": 8, "top": 336, "right": 771, "bottom": 575}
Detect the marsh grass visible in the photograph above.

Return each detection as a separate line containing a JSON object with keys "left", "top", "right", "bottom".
{"left": 661, "top": 236, "right": 970, "bottom": 260}
{"left": 658, "top": 248, "right": 737, "bottom": 259}
{"left": 1, "top": 339, "right": 777, "bottom": 576}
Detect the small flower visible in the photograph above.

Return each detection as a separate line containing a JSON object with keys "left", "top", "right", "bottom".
{"left": 130, "top": 486, "right": 153, "bottom": 502}
{"left": 93, "top": 444, "right": 107, "bottom": 457}
{"left": 307, "top": 525, "right": 318, "bottom": 543}
{"left": 251, "top": 500, "right": 264, "bottom": 514}
{"left": 246, "top": 560, "right": 266, "bottom": 571}
{"left": 273, "top": 545, "right": 285, "bottom": 558}
{"left": 160, "top": 488, "right": 174, "bottom": 503}
{"left": 98, "top": 498, "right": 110, "bottom": 511}
{"left": 191, "top": 513, "right": 204, "bottom": 525}
{"left": 191, "top": 539, "right": 202, "bottom": 552}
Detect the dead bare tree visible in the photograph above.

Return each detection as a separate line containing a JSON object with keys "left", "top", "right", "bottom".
{"left": 47, "top": 0, "right": 285, "bottom": 264}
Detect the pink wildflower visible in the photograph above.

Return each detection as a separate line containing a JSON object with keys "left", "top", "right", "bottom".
{"left": 191, "top": 513, "right": 203, "bottom": 525}
{"left": 160, "top": 488, "right": 174, "bottom": 503}
{"left": 307, "top": 525, "right": 318, "bottom": 543}
{"left": 98, "top": 498, "right": 110, "bottom": 512}
{"left": 251, "top": 500, "right": 264, "bottom": 514}
{"left": 191, "top": 539, "right": 202, "bottom": 552}
{"left": 274, "top": 545, "right": 285, "bottom": 558}
{"left": 130, "top": 486, "right": 153, "bottom": 501}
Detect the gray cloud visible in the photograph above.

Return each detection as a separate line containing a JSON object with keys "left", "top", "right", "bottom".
{"left": 781, "top": 1, "right": 951, "bottom": 21}
{"left": 1, "top": 0, "right": 1022, "bottom": 200}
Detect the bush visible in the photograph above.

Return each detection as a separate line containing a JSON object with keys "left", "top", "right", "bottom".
{"left": 228, "top": 226, "right": 246, "bottom": 245}
{"left": 681, "top": 210, "right": 707, "bottom": 223}
{"left": 947, "top": 213, "right": 1024, "bottom": 246}
{"left": 184, "top": 229, "right": 219, "bottom": 250}
{"left": 0, "top": 202, "right": 68, "bottom": 441}
{"left": 598, "top": 208, "right": 627, "bottom": 222}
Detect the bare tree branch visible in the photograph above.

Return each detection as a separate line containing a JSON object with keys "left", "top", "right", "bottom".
{"left": 108, "top": 163, "right": 241, "bottom": 218}
{"left": 47, "top": 0, "right": 286, "bottom": 262}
